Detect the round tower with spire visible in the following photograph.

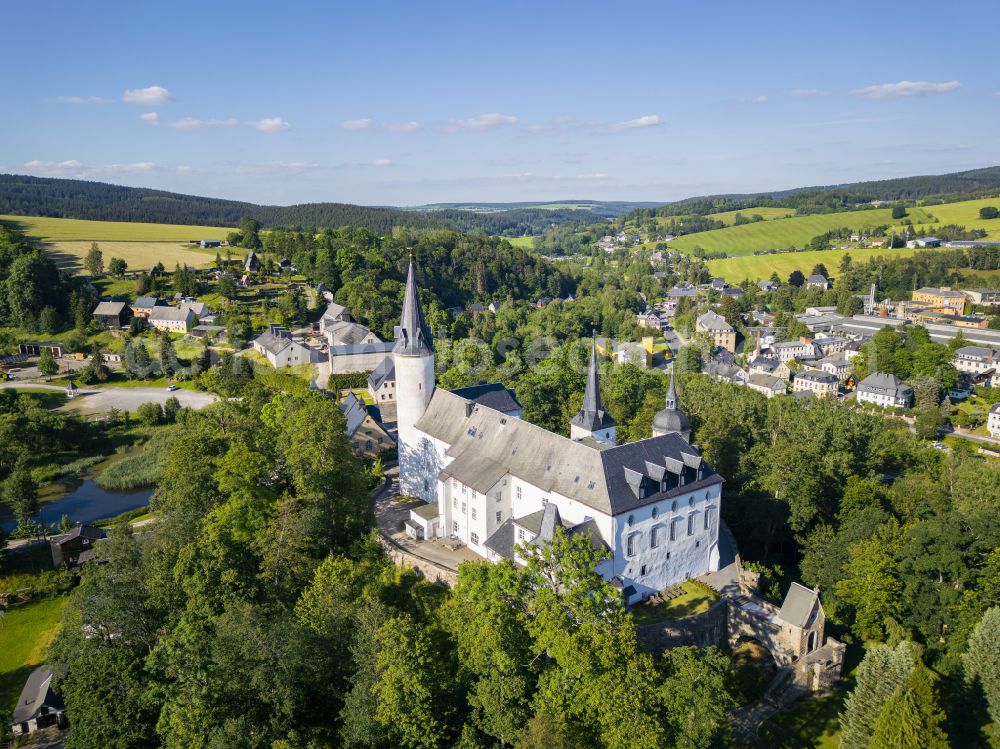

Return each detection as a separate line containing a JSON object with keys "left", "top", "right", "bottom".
{"left": 652, "top": 364, "right": 691, "bottom": 441}
{"left": 394, "top": 255, "right": 436, "bottom": 499}
{"left": 570, "top": 337, "right": 616, "bottom": 445}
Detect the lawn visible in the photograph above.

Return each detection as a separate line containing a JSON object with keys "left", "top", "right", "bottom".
{"left": 0, "top": 597, "right": 69, "bottom": 717}
{"left": 5, "top": 388, "right": 68, "bottom": 410}
{"left": 631, "top": 579, "right": 719, "bottom": 624}
{"left": 923, "top": 197, "right": 1000, "bottom": 239}
{"left": 706, "top": 207, "right": 795, "bottom": 226}
{"left": 0, "top": 214, "right": 231, "bottom": 242}
{"left": 759, "top": 690, "right": 844, "bottom": 748}
{"left": 504, "top": 235, "right": 536, "bottom": 248}
{"left": 47, "top": 241, "right": 224, "bottom": 273}
{"left": 667, "top": 207, "right": 934, "bottom": 255}
{"left": 706, "top": 246, "right": 931, "bottom": 282}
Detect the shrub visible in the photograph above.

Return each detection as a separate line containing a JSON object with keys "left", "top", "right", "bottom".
{"left": 135, "top": 401, "right": 164, "bottom": 426}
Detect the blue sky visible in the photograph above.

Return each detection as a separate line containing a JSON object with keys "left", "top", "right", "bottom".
{"left": 5, "top": 0, "right": 999, "bottom": 206}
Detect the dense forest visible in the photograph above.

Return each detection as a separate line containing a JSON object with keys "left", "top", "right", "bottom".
{"left": 626, "top": 165, "right": 1000, "bottom": 221}
{"left": 0, "top": 175, "right": 604, "bottom": 236}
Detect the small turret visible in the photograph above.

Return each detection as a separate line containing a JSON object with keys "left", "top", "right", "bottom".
{"left": 652, "top": 365, "right": 691, "bottom": 441}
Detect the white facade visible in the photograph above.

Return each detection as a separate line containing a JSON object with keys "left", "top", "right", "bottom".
{"left": 396, "top": 351, "right": 436, "bottom": 498}
{"left": 989, "top": 404, "right": 1000, "bottom": 439}
{"left": 953, "top": 346, "right": 998, "bottom": 375}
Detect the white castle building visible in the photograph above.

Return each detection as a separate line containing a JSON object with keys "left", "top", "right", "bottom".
{"left": 396, "top": 259, "right": 723, "bottom": 602}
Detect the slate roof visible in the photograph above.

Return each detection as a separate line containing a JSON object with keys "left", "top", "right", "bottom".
{"left": 11, "top": 666, "right": 63, "bottom": 725}
{"left": 329, "top": 341, "right": 395, "bottom": 357}
{"left": 53, "top": 525, "right": 107, "bottom": 545}
{"left": 858, "top": 372, "right": 913, "bottom": 399}
{"left": 571, "top": 339, "right": 616, "bottom": 432}
{"left": 368, "top": 356, "right": 395, "bottom": 391}
{"left": 339, "top": 393, "right": 369, "bottom": 436}
{"left": 92, "top": 301, "right": 128, "bottom": 316}
{"left": 484, "top": 519, "right": 517, "bottom": 559}
{"left": 327, "top": 321, "right": 378, "bottom": 346}
{"left": 795, "top": 370, "right": 838, "bottom": 384}
{"left": 394, "top": 259, "right": 433, "bottom": 356}
{"left": 149, "top": 306, "right": 194, "bottom": 323}
{"left": 253, "top": 330, "right": 294, "bottom": 356}
{"left": 992, "top": 402, "right": 1000, "bottom": 415}
{"left": 450, "top": 382, "right": 521, "bottom": 414}
{"left": 915, "top": 286, "right": 964, "bottom": 298}
{"left": 133, "top": 296, "right": 159, "bottom": 309}
{"left": 697, "top": 311, "right": 733, "bottom": 332}
{"left": 807, "top": 274, "right": 828, "bottom": 285}
{"left": 322, "top": 301, "right": 348, "bottom": 322}
{"left": 416, "top": 388, "right": 722, "bottom": 516}
{"left": 748, "top": 373, "right": 785, "bottom": 390}
{"left": 412, "top": 502, "right": 439, "bottom": 521}
{"left": 778, "top": 582, "right": 819, "bottom": 628}
{"left": 954, "top": 346, "right": 996, "bottom": 360}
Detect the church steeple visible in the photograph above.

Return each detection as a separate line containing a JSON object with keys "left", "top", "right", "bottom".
{"left": 394, "top": 256, "right": 434, "bottom": 357}
{"left": 652, "top": 364, "right": 691, "bottom": 441}
{"left": 570, "top": 336, "right": 616, "bottom": 445}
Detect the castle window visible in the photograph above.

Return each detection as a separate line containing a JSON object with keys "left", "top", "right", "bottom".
{"left": 471, "top": 533, "right": 479, "bottom": 545}
{"left": 627, "top": 515, "right": 634, "bottom": 527}
{"left": 651, "top": 506, "right": 658, "bottom": 519}
{"left": 453, "top": 521, "right": 459, "bottom": 534}
{"left": 671, "top": 500, "right": 678, "bottom": 512}
{"left": 704, "top": 508, "right": 713, "bottom": 531}
{"left": 496, "top": 511, "right": 502, "bottom": 523}
{"left": 626, "top": 533, "right": 639, "bottom": 557}
{"left": 650, "top": 526, "right": 659, "bottom": 548}
{"left": 670, "top": 519, "right": 680, "bottom": 541}
{"left": 461, "top": 503, "right": 466, "bottom": 513}
{"left": 518, "top": 529, "right": 525, "bottom": 541}
{"left": 471, "top": 508, "right": 477, "bottom": 521}
{"left": 516, "top": 486, "right": 522, "bottom": 500}
{"left": 687, "top": 514, "right": 696, "bottom": 536}
{"left": 688, "top": 496, "right": 695, "bottom": 507}
{"left": 453, "top": 497, "right": 457, "bottom": 508}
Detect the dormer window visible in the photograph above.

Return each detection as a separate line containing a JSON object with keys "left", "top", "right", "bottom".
{"left": 651, "top": 506, "right": 658, "bottom": 519}
{"left": 627, "top": 514, "right": 635, "bottom": 526}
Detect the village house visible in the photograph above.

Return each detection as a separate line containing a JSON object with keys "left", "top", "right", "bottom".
{"left": 856, "top": 372, "right": 914, "bottom": 408}
{"left": 749, "top": 355, "right": 791, "bottom": 381}
{"left": 772, "top": 340, "right": 816, "bottom": 363}
{"left": 817, "top": 355, "right": 852, "bottom": 381}
{"left": 130, "top": 296, "right": 163, "bottom": 319}
{"left": 319, "top": 301, "right": 351, "bottom": 332}
{"left": 696, "top": 311, "right": 737, "bottom": 353}
{"left": 953, "top": 346, "right": 998, "bottom": 376}
{"left": 252, "top": 324, "right": 319, "bottom": 368}
{"left": 91, "top": 300, "right": 133, "bottom": 329}
{"left": 367, "top": 356, "right": 396, "bottom": 405}
{"left": 9, "top": 666, "right": 66, "bottom": 737}
{"left": 989, "top": 403, "right": 1000, "bottom": 439}
{"left": 395, "top": 260, "right": 723, "bottom": 603}
{"left": 806, "top": 274, "right": 829, "bottom": 290}
{"left": 792, "top": 370, "right": 839, "bottom": 399}
{"left": 49, "top": 524, "right": 107, "bottom": 567}
{"left": 811, "top": 335, "right": 848, "bottom": 356}
{"left": 244, "top": 250, "right": 262, "bottom": 273}
{"left": 327, "top": 341, "right": 396, "bottom": 375}
{"left": 746, "top": 372, "right": 787, "bottom": 398}
{"left": 637, "top": 309, "right": 665, "bottom": 330}
{"left": 340, "top": 392, "right": 394, "bottom": 458}
{"left": 148, "top": 306, "right": 196, "bottom": 333}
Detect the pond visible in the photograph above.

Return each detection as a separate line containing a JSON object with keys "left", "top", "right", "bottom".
{"left": 0, "top": 480, "right": 153, "bottom": 533}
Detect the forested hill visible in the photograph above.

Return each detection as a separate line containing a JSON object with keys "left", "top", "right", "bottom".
{"left": 629, "top": 165, "right": 1000, "bottom": 219}
{"left": 0, "top": 174, "right": 604, "bottom": 236}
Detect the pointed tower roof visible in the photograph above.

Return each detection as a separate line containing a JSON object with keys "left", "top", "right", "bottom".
{"left": 393, "top": 256, "right": 434, "bottom": 356}
{"left": 653, "top": 364, "right": 690, "bottom": 437}
{"left": 571, "top": 337, "right": 615, "bottom": 432}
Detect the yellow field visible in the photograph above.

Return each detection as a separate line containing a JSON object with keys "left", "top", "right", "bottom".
{"left": 47, "top": 241, "right": 224, "bottom": 272}
{"left": 706, "top": 247, "right": 930, "bottom": 282}
{"left": 0, "top": 214, "right": 231, "bottom": 241}
{"left": 706, "top": 207, "right": 795, "bottom": 225}
{"left": 923, "top": 197, "right": 1000, "bottom": 238}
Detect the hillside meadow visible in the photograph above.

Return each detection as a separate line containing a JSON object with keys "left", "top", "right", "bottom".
{"left": 0, "top": 215, "right": 239, "bottom": 273}
{"left": 706, "top": 246, "right": 928, "bottom": 282}
{"left": 923, "top": 196, "right": 1000, "bottom": 238}
{"left": 704, "top": 206, "right": 795, "bottom": 225}
{"left": 667, "top": 206, "right": 935, "bottom": 255}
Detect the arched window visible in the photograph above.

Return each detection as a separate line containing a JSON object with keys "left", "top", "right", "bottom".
{"left": 688, "top": 496, "right": 695, "bottom": 508}
{"left": 627, "top": 514, "right": 634, "bottom": 527}
{"left": 671, "top": 500, "right": 678, "bottom": 512}
{"left": 651, "top": 506, "right": 659, "bottom": 519}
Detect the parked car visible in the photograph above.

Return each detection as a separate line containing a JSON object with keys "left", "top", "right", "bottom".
{"left": 166, "top": 384, "right": 178, "bottom": 392}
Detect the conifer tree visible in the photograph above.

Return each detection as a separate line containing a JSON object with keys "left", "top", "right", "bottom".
{"left": 963, "top": 607, "right": 1000, "bottom": 726}
{"left": 840, "top": 642, "right": 915, "bottom": 748}
{"left": 869, "top": 666, "right": 948, "bottom": 749}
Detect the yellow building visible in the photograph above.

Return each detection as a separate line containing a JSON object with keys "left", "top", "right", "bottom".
{"left": 911, "top": 287, "right": 966, "bottom": 313}
{"left": 696, "top": 311, "right": 737, "bottom": 353}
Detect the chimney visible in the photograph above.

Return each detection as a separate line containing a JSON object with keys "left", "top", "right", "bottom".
{"left": 465, "top": 402, "right": 475, "bottom": 418}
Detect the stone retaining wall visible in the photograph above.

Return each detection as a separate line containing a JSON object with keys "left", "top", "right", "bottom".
{"left": 378, "top": 535, "right": 458, "bottom": 588}
{"left": 635, "top": 597, "right": 729, "bottom": 651}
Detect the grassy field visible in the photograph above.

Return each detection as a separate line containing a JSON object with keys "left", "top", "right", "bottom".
{"left": 668, "top": 207, "right": 934, "bottom": 255}
{"left": 47, "top": 240, "right": 224, "bottom": 273}
{"left": 0, "top": 597, "right": 68, "bottom": 716}
{"left": 924, "top": 197, "right": 1000, "bottom": 239}
{"left": 632, "top": 580, "right": 718, "bottom": 624}
{"left": 706, "top": 207, "right": 795, "bottom": 225}
{"left": 504, "top": 235, "right": 536, "bottom": 248}
{"left": 706, "top": 246, "right": 928, "bottom": 281}
{"left": 0, "top": 214, "right": 237, "bottom": 273}
{"left": 0, "top": 214, "right": 231, "bottom": 242}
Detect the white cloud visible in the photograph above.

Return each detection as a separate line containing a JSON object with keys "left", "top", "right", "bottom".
{"left": 341, "top": 118, "right": 373, "bottom": 130}
{"left": 56, "top": 95, "right": 112, "bottom": 105}
{"left": 139, "top": 112, "right": 159, "bottom": 124}
{"left": 250, "top": 117, "right": 291, "bottom": 133}
{"left": 744, "top": 95, "right": 768, "bottom": 105}
{"left": 851, "top": 80, "right": 960, "bottom": 99}
{"left": 122, "top": 85, "right": 173, "bottom": 105}
{"left": 791, "top": 89, "right": 831, "bottom": 98}
{"left": 19, "top": 159, "right": 156, "bottom": 178}
{"left": 451, "top": 113, "right": 519, "bottom": 130}
{"left": 607, "top": 114, "right": 661, "bottom": 133}
{"left": 168, "top": 116, "right": 239, "bottom": 130}
{"left": 575, "top": 172, "right": 611, "bottom": 181}
{"left": 382, "top": 121, "right": 421, "bottom": 133}
{"left": 373, "top": 158, "right": 393, "bottom": 166}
